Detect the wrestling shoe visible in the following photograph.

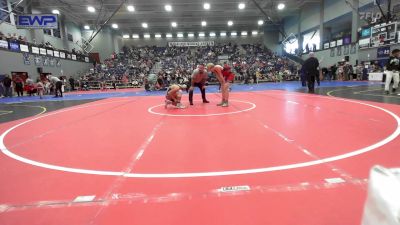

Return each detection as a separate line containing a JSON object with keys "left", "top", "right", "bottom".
{"left": 165, "top": 100, "right": 171, "bottom": 109}
{"left": 392, "top": 88, "right": 397, "bottom": 93}
{"left": 217, "top": 102, "right": 224, "bottom": 106}
{"left": 203, "top": 100, "right": 210, "bottom": 103}
{"left": 190, "top": 101, "right": 194, "bottom": 105}
{"left": 384, "top": 91, "right": 390, "bottom": 95}
{"left": 176, "top": 103, "right": 186, "bottom": 109}
{"left": 221, "top": 102, "right": 229, "bottom": 107}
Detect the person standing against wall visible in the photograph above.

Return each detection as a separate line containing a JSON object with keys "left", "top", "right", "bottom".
{"left": 69, "top": 76, "right": 75, "bottom": 91}
{"left": 2, "top": 74, "right": 12, "bottom": 97}
{"left": 14, "top": 75, "right": 24, "bottom": 97}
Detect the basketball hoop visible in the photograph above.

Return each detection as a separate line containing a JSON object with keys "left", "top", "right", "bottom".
{"left": 76, "top": 38, "right": 93, "bottom": 54}
{"left": 282, "top": 33, "right": 297, "bottom": 45}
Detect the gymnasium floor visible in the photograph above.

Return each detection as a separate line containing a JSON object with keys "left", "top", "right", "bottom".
{"left": 0, "top": 81, "right": 399, "bottom": 225}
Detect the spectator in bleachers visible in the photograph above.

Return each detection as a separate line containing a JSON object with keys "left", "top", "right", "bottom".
{"left": 77, "top": 43, "right": 297, "bottom": 90}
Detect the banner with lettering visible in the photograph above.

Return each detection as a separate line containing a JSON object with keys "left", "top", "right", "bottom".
{"left": 168, "top": 41, "right": 215, "bottom": 47}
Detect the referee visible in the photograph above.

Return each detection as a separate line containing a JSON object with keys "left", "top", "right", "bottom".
{"left": 189, "top": 64, "right": 209, "bottom": 105}
{"left": 48, "top": 75, "right": 63, "bottom": 97}
{"left": 302, "top": 52, "right": 320, "bottom": 93}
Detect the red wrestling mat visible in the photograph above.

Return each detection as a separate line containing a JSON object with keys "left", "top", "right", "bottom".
{"left": 1, "top": 90, "right": 399, "bottom": 225}
{"left": 64, "top": 88, "right": 144, "bottom": 96}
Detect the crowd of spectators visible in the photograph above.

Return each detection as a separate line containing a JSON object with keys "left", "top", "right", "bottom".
{"left": 319, "top": 61, "right": 381, "bottom": 82}
{"left": 230, "top": 44, "right": 298, "bottom": 83}
{"left": 0, "top": 32, "right": 27, "bottom": 44}
{"left": 78, "top": 43, "right": 299, "bottom": 90}
{"left": 0, "top": 31, "right": 86, "bottom": 55}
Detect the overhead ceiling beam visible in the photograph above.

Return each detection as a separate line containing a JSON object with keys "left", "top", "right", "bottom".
{"left": 0, "top": 0, "right": 25, "bottom": 25}
{"left": 250, "top": 0, "right": 286, "bottom": 38}
{"left": 88, "top": 0, "right": 128, "bottom": 43}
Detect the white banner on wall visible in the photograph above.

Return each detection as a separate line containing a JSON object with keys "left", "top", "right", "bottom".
{"left": 168, "top": 41, "right": 215, "bottom": 47}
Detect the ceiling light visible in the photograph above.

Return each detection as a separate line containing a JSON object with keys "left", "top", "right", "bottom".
{"left": 252, "top": 31, "right": 258, "bottom": 35}
{"left": 171, "top": 22, "right": 177, "bottom": 27}
{"left": 123, "top": 34, "right": 130, "bottom": 39}
{"left": 132, "top": 34, "right": 139, "bottom": 39}
{"left": 227, "top": 21, "right": 233, "bottom": 26}
{"left": 87, "top": 6, "right": 95, "bottom": 12}
{"left": 166, "top": 33, "right": 172, "bottom": 38}
{"left": 238, "top": 3, "right": 245, "bottom": 9}
{"left": 188, "top": 33, "right": 194, "bottom": 37}
{"left": 127, "top": 5, "right": 135, "bottom": 12}
{"left": 199, "top": 32, "right": 205, "bottom": 37}
{"left": 203, "top": 3, "right": 210, "bottom": 10}
{"left": 165, "top": 4, "right": 172, "bottom": 11}
{"left": 155, "top": 34, "right": 162, "bottom": 38}
{"left": 277, "top": 3, "right": 285, "bottom": 10}
{"left": 84, "top": 25, "right": 90, "bottom": 30}
{"left": 112, "top": 23, "right": 118, "bottom": 29}
{"left": 177, "top": 33, "right": 184, "bottom": 38}
{"left": 144, "top": 34, "right": 150, "bottom": 39}
{"left": 220, "top": 32, "right": 226, "bottom": 37}
{"left": 231, "top": 32, "right": 237, "bottom": 36}
{"left": 241, "top": 31, "right": 248, "bottom": 36}
{"left": 209, "top": 32, "right": 216, "bottom": 37}
{"left": 258, "top": 20, "right": 264, "bottom": 25}
{"left": 142, "top": 23, "right": 148, "bottom": 28}
{"left": 52, "top": 9, "right": 60, "bottom": 14}
{"left": 201, "top": 21, "right": 207, "bottom": 26}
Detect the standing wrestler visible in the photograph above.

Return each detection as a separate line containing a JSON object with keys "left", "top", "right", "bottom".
{"left": 189, "top": 64, "right": 209, "bottom": 105}
{"left": 165, "top": 84, "right": 187, "bottom": 109}
{"left": 207, "top": 63, "right": 234, "bottom": 107}
{"left": 384, "top": 49, "right": 400, "bottom": 95}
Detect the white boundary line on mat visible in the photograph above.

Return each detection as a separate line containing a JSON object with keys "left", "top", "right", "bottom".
{"left": 0, "top": 93, "right": 399, "bottom": 178}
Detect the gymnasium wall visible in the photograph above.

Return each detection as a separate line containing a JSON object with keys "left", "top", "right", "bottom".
{"left": 0, "top": 18, "right": 83, "bottom": 52}
{"left": 0, "top": 50, "right": 92, "bottom": 80}
{"left": 301, "top": 3, "right": 321, "bottom": 32}
{"left": 302, "top": 47, "right": 358, "bottom": 68}
{"left": 302, "top": 44, "right": 400, "bottom": 68}
{"left": 358, "top": 44, "right": 400, "bottom": 62}
{"left": 0, "top": 22, "right": 33, "bottom": 41}
{"left": 264, "top": 29, "right": 281, "bottom": 54}
{"left": 283, "top": 16, "right": 299, "bottom": 36}
{"left": 43, "top": 34, "right": 64, "bottom": 50}
{"left": 65, "top": 22, "right": 84, "bottom": 51}
{"left": 114, "top": 35, "right": 123, "bottom": 54}
{"left": 323, "top": 0, "right": 352, "bottom": 23}
{"left": 120, "top": 30, "right": 283, "bottom": 53}
{"left": 82, "top": 28, "right": 117, "bottom": 61}
{"left": 283, "top": 0, "right": 376, "bottom": 38}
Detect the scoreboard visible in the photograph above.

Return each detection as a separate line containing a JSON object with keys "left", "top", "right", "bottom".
{"left": 370, "top": 22, "right": 397, "bottom": 47}
{"left": 359, "top": 22, "right": 399, "bottom": 48}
